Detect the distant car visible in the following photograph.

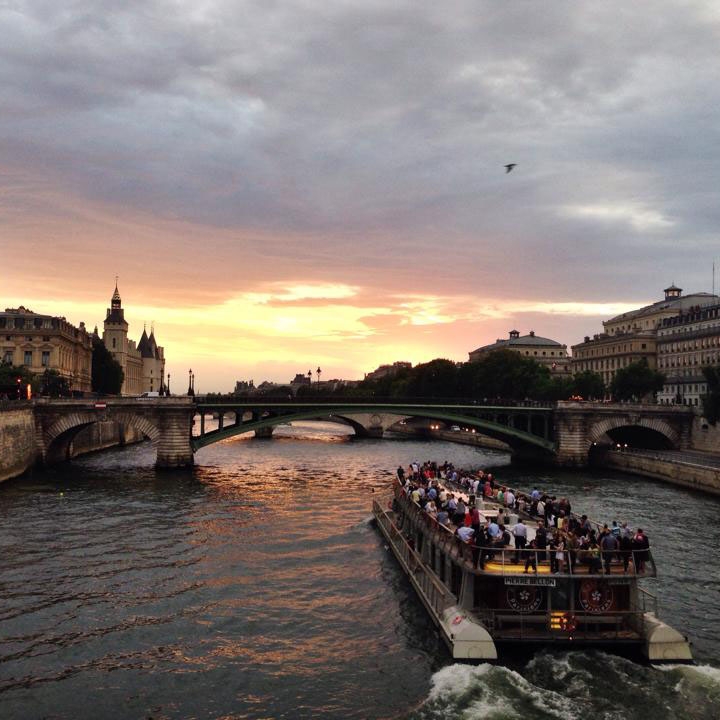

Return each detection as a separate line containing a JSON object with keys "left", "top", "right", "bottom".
{"left": 450, "top": 425, "right": 461, "bottom": 432}
{"left": 141, "top": 391, "right": 160, "bottom": 397}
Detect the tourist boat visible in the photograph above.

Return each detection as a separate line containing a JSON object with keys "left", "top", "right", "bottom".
{"left": 373, "top": 476, "right": 692, "bottom": 662}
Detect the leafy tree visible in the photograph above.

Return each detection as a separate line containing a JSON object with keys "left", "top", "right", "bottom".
{"left": 537, "top": 374, "right": 575, "bottom": 402}
{"left": 39, "top": 369, "right": 70, "bottom": 397}
{"left": 610, "top": 360, "right": 664, "bottom": 402}
{"left": 91, "top": 336, "right": 124, "bottom": 394}
{"left": 572, "top": 370, "right": 605, "bottom": 400}
{"left": 461, "top": 349, "right": 550, "bottom": 401}
{"left": 0, "top": 364, "right": 34, "bottom": 399}
{"left": 404, "top": 359, "right": 459, "bottom": 398}
{"left": 702, "top": 366, "right": 720, "bottom": 424}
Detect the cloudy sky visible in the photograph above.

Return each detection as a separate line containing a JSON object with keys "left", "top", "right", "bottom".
{"left": 2, "top": 1, "right": 720, "bottom": 391}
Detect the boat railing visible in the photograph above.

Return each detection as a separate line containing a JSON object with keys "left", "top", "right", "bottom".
{"left": 373, "top": 499, "right": 456, "bottom": 617}
{"left": 395, "top": 481, "right": 656, "bottom": 578}
{"left": 475, "top": 606, "right": 647, "bottom": 641}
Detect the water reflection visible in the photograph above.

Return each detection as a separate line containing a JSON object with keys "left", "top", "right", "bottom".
{"left": 0, "top": 422, "right": 718, "bottom": 719}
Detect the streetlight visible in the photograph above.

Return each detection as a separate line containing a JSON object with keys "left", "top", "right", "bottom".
{"left": 187, "top": 368, "right": 194, "bottom": 396}
{"left": 167, "top": 373, "right": 171, "bottom": 396}
{"left": 307, "top": 369, "right": 312, "bottom": 385}
{"left": 316, "top": 366, "right": 322, "bottom": 387}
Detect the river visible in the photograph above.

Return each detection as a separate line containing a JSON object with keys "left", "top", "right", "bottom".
{"left": 1, "top": 422, "right": 719, "bottom": 719}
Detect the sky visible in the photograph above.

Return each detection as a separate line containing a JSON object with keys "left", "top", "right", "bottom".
{"left": 2, "top": 1, "right": 720, "bottom": 392}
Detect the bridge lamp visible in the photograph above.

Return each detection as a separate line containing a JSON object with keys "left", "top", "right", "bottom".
{"left": 316, "top": 366, "right": 321, "bottom": 386}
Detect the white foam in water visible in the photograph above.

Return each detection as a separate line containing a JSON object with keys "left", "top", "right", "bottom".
{"left": 655, "top": 663, "right": 720, "bottom": 686}
{"left": 427, "top": 663, "right": 493, "bottom": 701}
{"left": 425, "top": 662, "right": 578, "bottom": 720}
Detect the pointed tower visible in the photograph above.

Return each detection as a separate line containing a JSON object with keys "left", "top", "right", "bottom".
{"left": 102, "top": 280, "right": 129, "bottom": 393}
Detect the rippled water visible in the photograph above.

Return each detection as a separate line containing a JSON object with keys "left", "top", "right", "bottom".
{"left": 1, "top": 422, "right": 719, "bottom": 719}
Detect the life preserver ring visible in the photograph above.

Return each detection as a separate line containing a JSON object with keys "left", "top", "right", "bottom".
{"left": 452, "top": 615, "right": 464, "bottom": 626}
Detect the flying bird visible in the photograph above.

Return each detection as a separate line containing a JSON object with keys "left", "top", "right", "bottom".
{"left": 504, "top": 163, "right": 517, "bottom": 173}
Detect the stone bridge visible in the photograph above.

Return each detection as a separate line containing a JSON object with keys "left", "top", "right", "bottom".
{"left": 29, "top": 397, "right": 696, "bottom": 469}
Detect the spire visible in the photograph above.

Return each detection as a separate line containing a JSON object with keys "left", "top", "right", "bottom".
{"left": 111, "top": 277, "right": 122, "bottom": 309}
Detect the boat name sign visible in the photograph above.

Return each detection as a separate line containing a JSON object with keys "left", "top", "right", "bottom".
{"left": 505, "top": 577, "right": 556, "bottom": 587}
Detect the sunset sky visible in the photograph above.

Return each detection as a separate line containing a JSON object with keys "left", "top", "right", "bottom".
{"left": 3, "top": 2, "right": 720, "bottom": 392}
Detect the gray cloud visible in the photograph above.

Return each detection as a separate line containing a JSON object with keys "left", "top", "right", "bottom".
{"left": 2, "top": 0, "right": 720, "bottom": 302}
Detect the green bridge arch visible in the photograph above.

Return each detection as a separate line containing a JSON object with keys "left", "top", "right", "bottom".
{"left": 191, "top": 402, "right": 555, "bottom": 454}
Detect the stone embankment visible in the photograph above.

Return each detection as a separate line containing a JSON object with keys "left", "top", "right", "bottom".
{"left": 0, "top": 404, "right": 143, "bottom": 483}
{"left": 602, "top": 449, "right": 720, "bottom": 496}
{"left": 0, "top": 405, "right": 36, "bottom": 483}
{"left": 390, "top": 424, "right": 510, "bottom": 452}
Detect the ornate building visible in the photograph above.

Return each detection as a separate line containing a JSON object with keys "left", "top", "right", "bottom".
{"left": 102, "top": 283, "right": 165, "bottom": 396}
{"left": 0, "top": 306, "right": 92, "bottom": 392}
{"left": 656, "top": 301, "right": 720, "bottom": 406}
{"left": 571, "top": 285, "right": 719, "bottom": 390}
{"left": 469, "top": 330, "right": 570, "bottom": 373}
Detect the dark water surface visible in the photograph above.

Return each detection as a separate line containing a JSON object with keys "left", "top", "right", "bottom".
{"left": 1, "top": 423, "right": 719, "bottom": 719}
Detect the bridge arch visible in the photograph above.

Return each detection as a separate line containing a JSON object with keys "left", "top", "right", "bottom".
{"left": 588, "top": 416, "right": 679, "bottom": 450}
{"left": 43, "top": 411, "right": 161, "bottom": 464}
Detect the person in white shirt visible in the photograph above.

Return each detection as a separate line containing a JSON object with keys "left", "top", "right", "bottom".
{"left": 513, "top": 520, "right": 527, "bottom": 562}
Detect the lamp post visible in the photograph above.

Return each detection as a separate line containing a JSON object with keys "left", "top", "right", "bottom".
{"left": 187, "top": 368, "right": 194, "bottom": 396}
{"left": 167, "top": 373, "right": 171, "bottom": 396}
{"left": 316, "top": 366, "right": 321, "bottom": 388}
{"left": 307, "top": 369, "right": 312, "bottom": 385}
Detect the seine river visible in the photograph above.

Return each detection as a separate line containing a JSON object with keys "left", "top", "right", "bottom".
{"left": 1, "top": 422, "right": 719, "bottom": 719}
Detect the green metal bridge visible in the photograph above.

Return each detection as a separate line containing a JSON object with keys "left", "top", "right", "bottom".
{"left": 192, "top": 400, "right": 556, "bottom": 454}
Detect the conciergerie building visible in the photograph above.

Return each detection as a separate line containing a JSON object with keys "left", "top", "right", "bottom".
{"left": 1, "top": 282, "right": 166, "bottom": 396}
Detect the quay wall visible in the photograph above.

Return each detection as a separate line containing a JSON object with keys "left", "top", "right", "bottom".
{"left": 689, "top": 416, "right": 720, "bottom": 454}
{"left": 602, "top": 452, "right": 720, "bottom": 496}
{"left": 0, "top": 405, "right": 38, "bottom": 483}
{"left": 0, "top": 405, "right": 145, "bottom": 483}
{"left": 390, "top": 424, "right": 511, "bottom": 452}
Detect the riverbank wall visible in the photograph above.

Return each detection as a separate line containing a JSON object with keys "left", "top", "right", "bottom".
{"left": 0, "top": 405, "right": 37, "bottom": 483}
{"left": 0, "top": 405, "right": 144, "bottom": 483}
{"left": 390, "top": 424, "right": 511, "bottom": 452}
{"left": 601, "top": 451, "right": 720, "bottom": 496}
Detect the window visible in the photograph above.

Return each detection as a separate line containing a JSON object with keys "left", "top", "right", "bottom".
{"left": 3, "top": 350, "right": 12, "bottom": 364}
{"left": 112, "top": 338, "right": 116, "bottom": 349}
{"left": 41, "top": 351, "right": 50, "bottom": 367}
{"left": 43, "top": 336, "right": 49, "bottom": 342}
{"left": 24, "top": 350, "right": 32, "bottom": 365}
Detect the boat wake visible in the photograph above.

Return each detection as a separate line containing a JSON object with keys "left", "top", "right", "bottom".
{"left": 404, "top": 651, "right": 720, "bottom": 720}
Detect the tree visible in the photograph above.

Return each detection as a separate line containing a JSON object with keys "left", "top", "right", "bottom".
{"left": 460, "top": 349, "right": 550, "bottom": 401}
{"left": 92, "top": 336, "right": 124, "bottom": 394}
{"left": 0, "top": 364, "right": 34, "bottom": 399}
{"left": 404, "top": 359, "right": 459, "bottom": 398}
{"left": 39, "top": 369, "right": 70, "bottom": 397}
{"left": 702, "top": 366, "right": 720, "bottom": 424}
{"left": 610, "top": 360, "right": 664, "bottom": 402}
{"left": 572, "top": 370, "right": 605, "bottom": 400}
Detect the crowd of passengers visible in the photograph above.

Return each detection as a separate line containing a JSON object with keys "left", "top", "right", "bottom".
{"left": 396, "top": 461, "right": 651, "bottom": 575}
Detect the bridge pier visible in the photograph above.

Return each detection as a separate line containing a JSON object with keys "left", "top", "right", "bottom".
{"left": 154, "top": 406, "right": 195, "bottom": 468}
{"left": 254, "top": 427, "right": 274, "bottom": 438}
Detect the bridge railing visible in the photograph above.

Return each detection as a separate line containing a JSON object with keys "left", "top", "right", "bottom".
{"left": 195, "top": 395, "right": 554, "bottom": 408}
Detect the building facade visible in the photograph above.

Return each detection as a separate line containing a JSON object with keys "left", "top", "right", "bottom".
{"left": 656, "top": 301, "right": 720, "bottom": 406}
{"left": 469, "top": 330, "right": 570, "bottom": 373}
{"left": 571, "top": 285, "right": 719, "bottom": 390}
{"left": 102, "top": 283, "right": 165, "bottom": 396}
{"left": 0, "top": 306, "right": 93, "bottom": 392}
{"left": 364, "top": 361, "right": 412, "bottom": 382}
